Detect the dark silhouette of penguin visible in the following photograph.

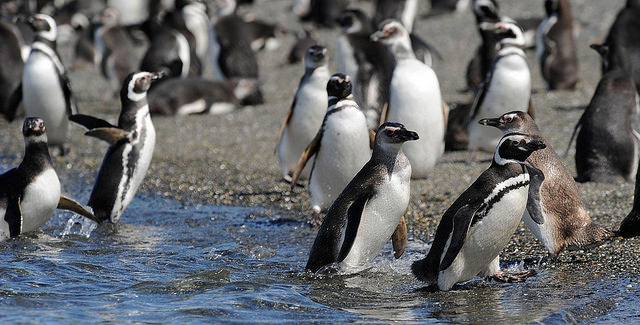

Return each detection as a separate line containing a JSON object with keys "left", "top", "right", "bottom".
{"left": 605, "top": 0, "right": 640, "bottom": 95}
{"left": 0, "top": 20, "right": 25, "bottom": 121}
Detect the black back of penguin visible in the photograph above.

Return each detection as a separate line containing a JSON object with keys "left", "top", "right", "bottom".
{"left": 605, "top": 0, "right": 640, "bottom": 95}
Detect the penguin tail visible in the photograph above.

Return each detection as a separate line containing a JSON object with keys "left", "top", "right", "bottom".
{"left": 617, "top": 210, "right": 640, "bottom": 238}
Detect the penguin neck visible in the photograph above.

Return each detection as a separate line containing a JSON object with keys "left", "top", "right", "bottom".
{"left": 373, "top": 142, "right": 407, "bottom": 177}
{"left": 119, "top": 97, "right": 149, "bottom": 130}
{"left": 493, "top": 150, "right": 526, "bottom": 166}
{"left": 604, "top": 44, "right": 632, "bottom": 73}
{"left": 305, "top": 64, "right": 329, "bottom": 78}
{"left": 20, "top": 140, "right": 53, "bottom": 174}
{"left": 328, "top": 95, "right": 356, "bottom": 110}
{"left": 388, "top": 37, "right": 416, "bottom": 61}
{"left": 32, "top": 37, "right": 56, "bottom": 51}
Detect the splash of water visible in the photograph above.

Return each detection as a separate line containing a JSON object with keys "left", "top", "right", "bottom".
{"left": 60, "top": 214, "right": 98, "bottom": 238}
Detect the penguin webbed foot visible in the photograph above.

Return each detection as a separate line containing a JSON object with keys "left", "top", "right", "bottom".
{"left": 488, "top": 269, "right": 537, "bottom": 283}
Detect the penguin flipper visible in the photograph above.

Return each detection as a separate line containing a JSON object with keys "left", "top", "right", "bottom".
{"left": 5, "top": 196, "right": 22, "bottom": 238}
{"left": 336, "top": 194, "right": 372, "bottom": 262}
{"left": 59, "top": 72, "right": 78, "bottom": 115}
{"left": 57, "top": 195, "right": 100, "bottom": 224}
{"left": 290, "top": 130, "right": 322, "bottom": 188}
{"left": 469, "top": 77, "right": 490, "bottom": 122}
{"left": 440, "top": 204, "right": 478, "bottom": 271}
{"left": 85, "top": 127, "right": 131, "bottom": 145}
{"left": 441, "top": 100, "right": 449, "bottom": 137}
{"left": 391, "top": 215, "right": 407, "bottom": 259}
{"left": 525, "top": 165, "right": 545, "bottom": 225}
{"left": 275, "top": 96, "right": 296, "bottom": 154}
{"left": 69, "top": 114, "right": 116, "bottom": 130}
{"left": 4, "top": 82, "right": 22, "bottom": 122}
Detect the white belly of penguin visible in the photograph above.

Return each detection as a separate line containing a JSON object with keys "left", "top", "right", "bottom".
{"left": 388, "top": 60, "right": 444, "bottom": 178}
{"left": 278, "top": 73, "right": 329, "bottom": 180}
{"left": 20, "top": 168, "right": 61, "bottom": 234}
{"left": 308, "top": 108, "right": 371, "bottom": 212}
{"left": 340, "top": 164, "right": 411, "bottom": 272}
{"left": 23, "top": 52, "right": 69, "bottom": 146}
{"left": 111, "top": 109, "right": 156, "bottom": 222}
{"left": 468, "top": 55, "right": 531, "bottom": 152}
{"left": 440, "top": 185, "right": 528, "bottom": 288}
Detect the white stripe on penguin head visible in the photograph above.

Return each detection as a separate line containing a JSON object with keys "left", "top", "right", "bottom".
{"left": 35, "top": 14, "right": 57, "bottom": 42}
{"left": 127, "top": 72, "right": 149, "bottom": 102}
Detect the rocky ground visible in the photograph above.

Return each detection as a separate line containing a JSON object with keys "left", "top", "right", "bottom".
{"left": 1, "top": 0, "right": 639, "bottom": 276}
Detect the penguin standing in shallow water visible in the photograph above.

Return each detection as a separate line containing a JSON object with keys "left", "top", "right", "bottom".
{"left": 70, "top": 72, "right": 162, "bottom": 223}
{"left": 291, "top": 74, "right": 372, "bottom": 223}
{"left": 467, "top": 20, "right": 533, "bottom": 153}
{"left": 412, "top": 133, "right": 546, "bottom": 291}
{"left": 0, "top": 117, "right": 98, "bottom": 240}
{"left": 306, "top": 122, "right": 418, "bottom": 273}
{"left": 571, "top": 43, "right": 639, "bottom": 183}
{"left": 371, "top": 20, "right": 446, "bottom": 179}
{"left": 6, "top": 14, "right": 77, "bottom": 155}
{"left": 276, "top": 45, "right": 330, "bottom": 183}
{"left": 536, "top": 0, "right": 579, "bottom": 90}
{"left": 479, "top": 111, "right": 611, "bottom": 254}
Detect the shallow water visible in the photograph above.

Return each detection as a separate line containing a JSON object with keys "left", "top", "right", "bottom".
{"left": 1, "top": 192, "right": 639, "bottom": 323}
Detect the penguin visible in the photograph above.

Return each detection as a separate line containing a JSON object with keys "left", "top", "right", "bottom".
{"left": 178, "top": 0, "right": 210, "bottom": 63}
{"left": 0, "top": 117, "right": 98, "bottom": 240}
{"left": 245, "top": 19, "right": 286, "bottom": 52}
{"left": 371, "top": 19, "right": 446, "bottom": 179}
{"left": 290, "top": 73, "right": 372, "bottom": 223}
{"left": 412, "top": 133, "right": 546, "bottom": 291}
{"left": 6, "top": 14, "right": 78, "bottom": 156}
{"left": 465, "top": 0, "right": 500, "bottom": 92}
{"left": 276, "top": 45, "right": 330, "bottom": 183}
{"left": 69, "top": 71, "right": 162, "bottom": 223}
{"left": 479, "top": 111, "right": 611, "bottom": 254}
{"left": 605, "top": 0, "right": 640, "bottom": 95}
{"left": 305, "top": 122, "right": 418, "bottom": 273}
{"left": 373, "top": 0, "right": 419, "bottom": 33}
{"left": 0, "top": 20, "right": 25, "bottom": 121}
{"left": 569, "top": 43, "right": 639, "bottom": 183}
{"left": 467, "top": 20, "right": 533, "bottom": 153}
{"left": 536, "top": 0, "right": 579, "bottom": 90}
{"left": 300, "top": 0, "right": 348, "bottom": 28}
{"left": 107, "top": 0, "right": 150, "bottom": 27}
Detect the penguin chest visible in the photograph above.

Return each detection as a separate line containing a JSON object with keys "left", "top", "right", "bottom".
{"left": 20, "top": 169, "right": 61, "bottom": 234}
{"left": 340, "top": 164, "right": 412, "bottom": 271}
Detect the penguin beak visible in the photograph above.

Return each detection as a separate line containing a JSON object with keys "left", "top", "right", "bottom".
{"left": 151, "top": 71, "right": 166, "bottom": 81}
{"left": 398, "top": 129, "right": 419, "bottom": 141}
{"left": 524, "top": 139, "right": 546, "bottom": 151}
{"left": 478, "top": 117, "right": 502, "bottom": 127}
{"left": 370, "top": 30, "right": 385, "bottom": 42}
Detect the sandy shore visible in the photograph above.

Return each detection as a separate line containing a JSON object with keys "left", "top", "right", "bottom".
{"left": 1, "top": 0, "right": 639, "bottom": 276}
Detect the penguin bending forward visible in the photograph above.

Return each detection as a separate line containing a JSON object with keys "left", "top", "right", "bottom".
{"left": 306, "top": 122, "right": 418, "bottom": 274}
{"left": 0, "top": 117, "right": 98, "bottom": 240}
{"left": 70, "top": 72, "right": 162, "bottom": 223}
{"left": 412, "top": 133, "right": 546, "bottom": 291}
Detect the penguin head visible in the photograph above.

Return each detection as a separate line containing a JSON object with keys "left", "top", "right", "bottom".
{"left": 22, "top": 117, "right": 47, "bottom": 143}
{"left": 27, "top": 14, "right": 57, "bottom": 42}
{"left": 473, "top": 0, "right": 500, "bottom": 21}
{"left": 337, "top": 9, "right": 369, "bottom": 34}
{"left": 494, "top": 133, "right": 546, "bottom": 165}
{"left": 327, "top": 73, "right": 352, "bottom": 99}
{"left": 479, "top": 111, "right": 533, "bottom": 133}
{"left": 370, "top": 19, "right": 408, "bottom": 44}
{"left": 484, "top": 19, "right": 525, "bottom": 48}
{"left": 376, "top": 122, "right": 419, "bottom": 145}
{"left": 305, "top": 45, "right": 328, "bottom": 69}
{"left": 121, "top": 71, "right": 166, "bottom": 102}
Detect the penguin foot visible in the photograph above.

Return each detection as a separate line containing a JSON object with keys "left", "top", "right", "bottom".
{"left": 489, "top": 269, "right": 537, "bottom": 283}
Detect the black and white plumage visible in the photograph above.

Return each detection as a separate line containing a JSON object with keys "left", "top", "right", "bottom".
{"left": 467, "top": 19, "right": 533, "bottom": 153}
{"left": 373, "top": 0, "right": 419, "bottom": 33}
{"left": 276, "top": 45, "right": 330, "bottom": 182}
{"left": 571, "top": 43, "right": 639, "bottom": 183}
{"left": 0, "top": 20, "right": 25, "bottom": 121}
{"left": 290, "top": 74, "right": 372, "bottom": 222}
{"left": 70, "top": 72, "right": 162, "bottom": 223}
{"left": 300, "top": 0, "right": 349, "bottom": 28}
{"left": 306, "top": 122, "right": 418, "bottom": 273}
{"left": 536, "top": 0, "right": 579, "bottom": 90}
{"left": 465, "top": 0, "right": 500, "bottom": 91}
{"left": 371, "top": 20, "right": 446, "bottom": 179}
{"left": 6, "top": 14, "right": 77, "bottom": 155}
{"left": 480, "top": 111, "right": 611, "bottom": 254}
{"left": 412, "top": 133, "right": 546, "bottom": 291}
{"left": 605, "top": 0, "right": 640, "bottom": 95}
{"left": 0, "top": 117, "right": 98, "bottom": 240}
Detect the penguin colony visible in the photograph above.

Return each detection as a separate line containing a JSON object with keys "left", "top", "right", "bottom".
{"left": 1, "top": 0, "right": 640, "bottom": 293}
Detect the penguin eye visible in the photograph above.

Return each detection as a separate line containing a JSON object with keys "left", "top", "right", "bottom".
{"left": 505, "top": 117, "right": 513, "bottom": 123}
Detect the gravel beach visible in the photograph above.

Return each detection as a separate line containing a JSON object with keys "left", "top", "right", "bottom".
{"left": 1, "top": 0, "right": 639, "bottom": 279}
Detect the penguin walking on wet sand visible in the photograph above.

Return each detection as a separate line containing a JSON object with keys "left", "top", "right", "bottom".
{"left": 371, "top": 20, "right": 446, "bottom": 179}
{"left": 5, "top": 14, "right": 77, "bottom": 156}
{"left": 536, "top": 0, "right": 579, "bottom": 90}
{"left": 290, "top": 74, "right": 372, "bottom": 223}
{"left": 306, "top": 122, "right": 418, "bottom": 274}
{"left": 0, "top": 117, "right": 98, "bottom": 240}
{"left": 467, "top": 20, "right": 533, "bottom": 153}
{"left": 605, "top": 0, "right": 640, "bottom": 95}
{"left": 479, "top": 111, "right": 611, "bottom": 254}
{"left": 276, "top": 45, "right": 330, "bottom": 183}
{"left": 412, "top": 133, "right": 546, "bottom": 291}
{"left": 570, "top": 43, "right": 639, "bottom": 183}
{"left": 69, "top": 72, "right": 162, "bottom": 223}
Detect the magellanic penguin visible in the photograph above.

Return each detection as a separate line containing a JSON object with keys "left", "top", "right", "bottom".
{"left": 290, "top": 73, "right": 372, "bottom": 223}
{"left": 178, "top": 0, "right": 210, "bottom": 64}
{"left": 465, "top": 0, "right": 500, "bottom": 92}
{"left": 306, "top": 122, "right": 418, "bottom": 274}
{"left": 6, "top": 14, "right": 78, "bottom": 156}
{"left": 536, "top": 0, "right": 579, "bottom": 90}
{"left": 0, "top": 20, "right": 25, "bottom": 121}
{"left": 371, "top": 20, "right": 446, "bottom": 179}
{"left": 0, "top": 117, "right": 98, "bottom": 240}
{"left": 373, "top": 0, "right": 419, "bottom": 33}
{"left": 605, "top": 0, "right": 640, "bottom": 95}
{"left": 69, "top": 72, "right": 162, "bottom": 223}
{"left": 276, "top": 45, "right": 330, "bottom": 183}
{"left": 569, "top": 43, "right": 639, "bottom": 183}
{"left": 467, "top": 19, "right": 533, "bottom": 153}
{"left": 412, "top": 133, "right": 546, "bottom": 291}
{"left": 479, "top": 111, "right": 611, "bottom": 254}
